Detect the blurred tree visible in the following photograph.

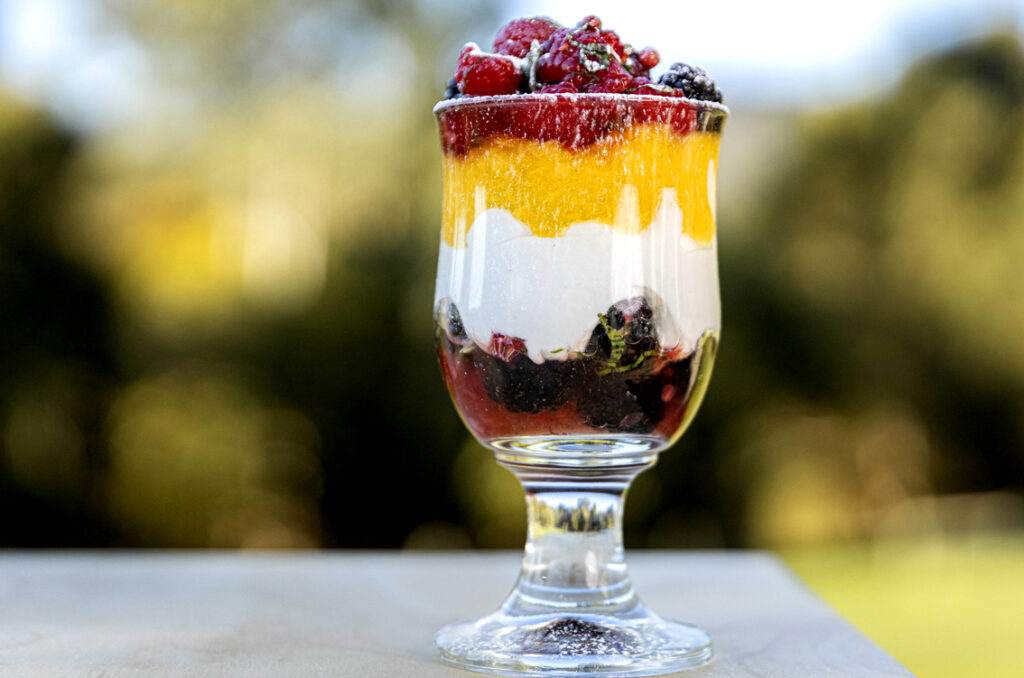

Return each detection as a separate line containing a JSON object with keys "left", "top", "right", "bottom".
{"left": 73, "top": 0, "right": 502, "bottom": 546}
{"left": 3, "top": 2, "right": 1023, "bottom": 550}
{"left": 688, "top": 34, "right": 1024, "bottom": 546}
{"left": 0, "top": 93, "right": 118, "bottom": 545}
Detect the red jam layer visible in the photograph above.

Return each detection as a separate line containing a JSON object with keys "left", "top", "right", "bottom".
{"left": 435, "top": 94, "right": 726, "bottom": 156}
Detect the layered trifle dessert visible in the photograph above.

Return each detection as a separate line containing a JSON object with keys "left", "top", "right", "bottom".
{"left": 434, "top": 16, "right": 726, "bottom": 451}
{"left": 432, "top": 16, "right": 728, "bottom": 674}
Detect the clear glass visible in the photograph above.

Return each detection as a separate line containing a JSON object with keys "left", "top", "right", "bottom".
{"left": 432, "top": 93, "right": 726, "bottom": 675}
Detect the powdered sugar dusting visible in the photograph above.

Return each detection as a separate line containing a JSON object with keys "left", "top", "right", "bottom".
{"left": 433, "top": 92, "right": 730, "bottom": 115}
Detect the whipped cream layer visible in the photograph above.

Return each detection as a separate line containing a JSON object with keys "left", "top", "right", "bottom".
{"left": 434, "top": 189, "right": 720, "bottom": 363}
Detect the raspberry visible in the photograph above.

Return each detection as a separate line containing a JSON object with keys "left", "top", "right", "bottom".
{"left": 561, "top": 71, "right": 598, "bottom": 91}
{"left": 490, "top": 333, "right": 527, "bottom": 362}
{"left": 534, "top": 28, "right": 579, "bottom": 84}
{"left": 593, "top": 30, "right": 627, "bottom": 62}
{"left": 455, "top": 43, "right": 523, "bottom": 96}
{"left": 623, "top": 55, "right": 646, "bottom": 79}
{"left": 585, "top": 61, "right": 633, "bottom": 94}
{"left": 492, "top": 17, "right": 560, "bottom": 58}
{"left": 657, "top": 63, "right": 723, "bottom": 103}
{"left": 535, "top": 17, "right": 627, "bottom": 86}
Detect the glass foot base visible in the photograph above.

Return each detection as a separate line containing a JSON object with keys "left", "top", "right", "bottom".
{"left": 436, "top": 609, "right": 713, "bottom": 676}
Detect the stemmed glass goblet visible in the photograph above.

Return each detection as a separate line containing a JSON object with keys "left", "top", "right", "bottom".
{"left": 433, "top": 93, "right": 726, "bottom": 675}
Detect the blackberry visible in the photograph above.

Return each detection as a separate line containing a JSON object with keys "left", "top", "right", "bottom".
{"left": 442, "top": 77, "right": 463, "bottom": 100}
{"left": 436, "top": 299, "right": 467, "bottom": 342}
{"left": 607, "top": 296, "right": 655, "bottom": 342}
{"left": 576, "top": 350, "right": 697, "bottom": 434}
{"left": 575, "top": 368, "right": 655, "bottom": 434}
{"left": 657, "top": 63, "right": 723, "bottom": 103}
{"left": 586, "top": 297, "right": 658, "bottom": 374}
{"left": 637, "top": 353, "right": 695, "bottom": 418}
{"left": 624, "top": 377, "right": 667, "bottom": 426}
{"left": 475, "top": 351, "right": 576, "bottom": 414}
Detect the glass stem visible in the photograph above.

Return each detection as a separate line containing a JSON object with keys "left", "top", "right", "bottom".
{"left": 497, "top": 460, "right": 655, "bottom": 619}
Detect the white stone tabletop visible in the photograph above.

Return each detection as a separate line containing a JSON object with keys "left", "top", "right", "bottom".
{"left": 0, "top": 551, "right": 914, "bottom": 677}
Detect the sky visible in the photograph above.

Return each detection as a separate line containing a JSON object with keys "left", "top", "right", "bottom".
{"left": 0, "top": 0, "right": 157, "bottom": 128}
{"left": 0, "top": 0, "right": 1022, "bottom": 129}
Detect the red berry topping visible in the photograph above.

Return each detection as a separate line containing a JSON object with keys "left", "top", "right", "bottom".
{"left": 441, "top": 15, "right": 723, "bottom": 102}
{"left": 455, "top": 43, "right": 523, "bottom": 96}
{"left": 534, "top": 17, "right": 630, "bottom": 86}
{"left": 437, "top": 16, "right": 725, "bottom": 152}
{"left": 585, "top": 61, "right": 633, "bottom": 94}
{"left": 593, "top": 29, "right": 628, "bottom": 62}
{"left": 492, "top": 17, "right": 560, "bottom": 58}
{"left": 637, "top": 47, "right": 660, "bottom": 69}
{"left": 490, "top": 334, "right": 527, "bottom": 362}
{"left": 534, "top": 28, "right": 578, "bottom": 84}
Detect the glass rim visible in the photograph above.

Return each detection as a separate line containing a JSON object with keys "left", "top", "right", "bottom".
{"left": 432, "top": 92, "right": 729, "bottom": 118}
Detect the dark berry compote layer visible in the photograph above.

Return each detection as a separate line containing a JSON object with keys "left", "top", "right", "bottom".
{"left": 435, "top": 298, "right": 717, "bottom": 447}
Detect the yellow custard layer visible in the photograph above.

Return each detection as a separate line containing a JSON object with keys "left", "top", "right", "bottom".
{"left": 442, "top": 125, "right": 720, "bottom": 248}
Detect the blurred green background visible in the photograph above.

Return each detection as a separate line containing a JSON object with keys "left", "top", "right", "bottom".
{"left": 1, "top": 0, "right": 1023, "bottom": 675}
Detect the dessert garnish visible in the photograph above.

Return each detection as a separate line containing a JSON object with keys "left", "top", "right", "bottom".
{"left": 658, "top": 63, "right": 724, "bottom": 103}
{"left": 442, "top": 15, "right": 722, "bottom": 101}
